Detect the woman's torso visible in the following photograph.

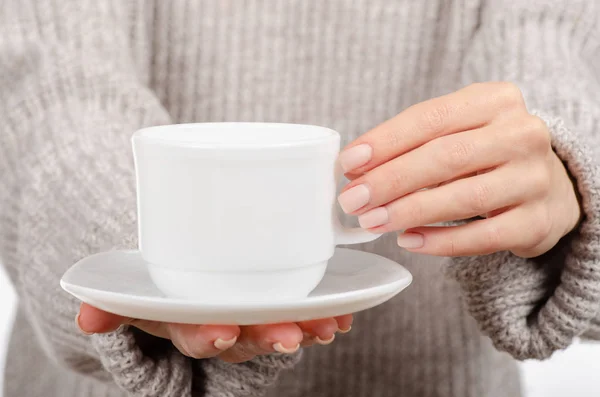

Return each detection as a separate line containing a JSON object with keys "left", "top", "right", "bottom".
{"left": 5, "top": 1, "right": 522, "bottom": 396}
{"left": 132, "top": 0, "right": 480, "bottom": 144}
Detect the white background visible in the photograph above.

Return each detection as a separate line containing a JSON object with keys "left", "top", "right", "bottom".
{"left": 1, "top": 264, "right": 599, "bottom": 396}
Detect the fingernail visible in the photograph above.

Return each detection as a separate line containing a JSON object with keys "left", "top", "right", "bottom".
{"left": 338, "top": 326, "right": 352, "bottom": 334}
{"left": 358, "top": 207, "right": 389, "bottom": 228}
{"left": 315, "top": 334, "right": 336, "bottom": 345}
{"left": 75, "top": 313, "right": 94, "bottom": 335}
{"left": 397, "top": 232, "right": 424, "bottom": 249}
{"left": 273, "top": 342, "right": 300, "bottom": 354}
{"left": 338, "top": 185, "right": 370, "bottom": 213}
{"left": 213, "top": 336, "right": 237, "bottom": 351}
{"left": 339, "top": 144, "right": 373, "bottom": 172}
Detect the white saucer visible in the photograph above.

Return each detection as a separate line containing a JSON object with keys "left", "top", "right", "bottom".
{"left": 60, "top": 248, "right": 412, "bottom": 325}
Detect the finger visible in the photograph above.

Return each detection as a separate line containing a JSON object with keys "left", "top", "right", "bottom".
{"left": 77, "top": 304, "right": 242, "bottom": 359}
{"left": 334, "top": 314, "right": 353, "bottom": 333}
{"left": 77, "top": 304, "right": 175, "bottom": 339}
{"left": 219, "top": 323, "right": 303, "bottom": 363}
{"left": 338, "top": 82, "right": 525, "bottom": 174}
{"left": 167, "top": 323, "right": 240, "bottom": 359}
{"left": 77, "top": 303, "right": 129, "bottom": 334}
{"left": 396, "top": 203, "right": 551, "bottom": 257}
{"left": 77, "top": 302, "right": 172, "bottom": 338}
{"left": 300, "top": 315, "right": 353, "bottom": 347}
{"left": 297, "top": 318, "right": 339, "bottom": 345}
{"left": 244, "top": 323, "right": 304, "bottom": 352}
{"left": 360, "top": 162, "right": 548, "bottom": 232}
{"left": 339, "top": 122, "right": 520, "bottom": 214}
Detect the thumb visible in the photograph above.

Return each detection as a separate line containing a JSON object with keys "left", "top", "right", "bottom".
{"left": 76, "top": 302, "right": 171, "bottom": 338}
{"left": 76, "top": 303, "right": 127, "bottom": 334}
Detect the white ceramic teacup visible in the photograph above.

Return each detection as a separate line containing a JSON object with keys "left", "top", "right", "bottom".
{"left": 132, "top": 123, "right": 381, "bottom": 302}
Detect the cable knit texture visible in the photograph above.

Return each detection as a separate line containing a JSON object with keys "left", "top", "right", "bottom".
{"left": 200, "top": 353, "right": 302, "bottom": 397}
{"left": 0, "top": 0, "right": 598, "bottom": 396}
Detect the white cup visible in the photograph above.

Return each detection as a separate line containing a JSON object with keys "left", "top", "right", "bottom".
{"left": 132, "top": 123, "right": 380, "bottom": 302}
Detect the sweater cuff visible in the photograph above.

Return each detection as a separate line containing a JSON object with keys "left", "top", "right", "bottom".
{"left": 199, "top": 351, "right": 302, "bottom": 396}
{"left": 92, "top": 314, "right": 301, "bottom": 397}
{"left": 93, "top": 328, "right": 302, "bottom": 397}
{"left": 92, "top": 327, "right": 193, "bottom": 395}
{"left": 447, "top": 112, "right": 600, "bottom": 360}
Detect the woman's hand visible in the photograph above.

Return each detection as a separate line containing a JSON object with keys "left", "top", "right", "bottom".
{"left": 338, "top": 82, "right": 581, "bottom": 258}
{"left": 76, "top": 303, "right": 351, "bottom": 363}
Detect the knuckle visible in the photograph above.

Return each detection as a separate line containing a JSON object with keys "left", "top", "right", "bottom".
{"left": 404, "top": 197, "right": 425, "bottom": 227}
{"left": 497, "top": 82, "right": 525, "bottom": 108}
{"left": 385, "top": 168, "right": 409, "bottom": 197}
{"left": 465, "top": 82, "right": 489, "bottom": 95}
{"left": 483, "top": 224, "right": 503, "bottom": 252}
{"left": 521, "top": 116, "right": 551, "bottom": 151}
{"left": 527, "top": 115, "right": 548, "bottom": 132}
{"left": 529, "top": 165, "right": 552, "bottom": 195}
{"left": 444, "top": 139, "right": 475, "bottom": 171}
{"left": 467, "top": 182, "right": 493, "bottom": 214}
{"left": 418, "top": 102, "right": 453, "bottom": 135}
{"left": 439, "top": 235, "right": 464, "bottom": 256}
{"left": 383, "top": 127, "right": 403, "bottom": 151}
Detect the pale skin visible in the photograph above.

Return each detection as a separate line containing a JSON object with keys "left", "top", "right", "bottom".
{"left": 78, "top": 82, "right": 581, "bottom": 362}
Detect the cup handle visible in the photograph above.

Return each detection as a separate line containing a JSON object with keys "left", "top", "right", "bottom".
{"left": 333, "top": 161, "right": 383, "bottom": 245}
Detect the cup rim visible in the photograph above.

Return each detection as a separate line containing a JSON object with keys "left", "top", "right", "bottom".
{"left": 132, "top": 122, "right": 339, "bottom": 149}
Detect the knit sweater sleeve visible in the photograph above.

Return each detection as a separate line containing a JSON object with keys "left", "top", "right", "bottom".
{"left": 0, "top": 1, "right": 298, "bottom": 396}
{"left": 447, "top": 0, "right": 600, "bottom": 360}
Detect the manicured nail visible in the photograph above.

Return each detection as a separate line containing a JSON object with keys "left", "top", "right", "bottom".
{"left": 273, "top": 342, "right": 300, "bottom": 354}
{"left": 213, "top": 336, "right": 237, "bottom": 351}
{"left": 339, "top": 144, "right": 373, "bottom": 172}
{"left": 397, "top": 232, "right": 424, "bottom": 249}
{"left": 315, "top": 334, "right": 336, "bottom": 345}
{"left": 75, "top": 313, "right": 94, "bottom": 335}
{"left": 358, "top": 207, "right": 389, "bottom": 228}
{"left": 338, "top": 185, "right": 370, "bottom": 213}
{"left": 338, "top": 326, "right": 352, "bottom": 334}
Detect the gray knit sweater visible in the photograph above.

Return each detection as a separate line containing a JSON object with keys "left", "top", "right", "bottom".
{"left": 1, "top": 1, "right": 599, "bottom": 396}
